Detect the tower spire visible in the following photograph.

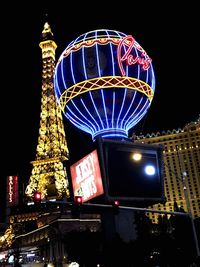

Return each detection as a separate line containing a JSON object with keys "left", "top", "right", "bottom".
{"left": 42, "top": 20, "right": 54, "bottom": 41}
{"left": 25, "top": 22, "right": 70, "bottom": 200}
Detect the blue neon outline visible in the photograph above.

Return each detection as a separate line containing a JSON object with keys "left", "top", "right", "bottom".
{"left": 70, "top": 99, "right": 97, "bottom": 132}
{"left": 80, "top": 98, "right": 100, "bottom": 131}
{"left": 66, "top": 105, "right": 95, "bottom": 134}
{"left": 65, "top": 112, "right": 93, "bottom": 135}
{"left": 82, "top": 32, "right": 88, "bottom": 80}
{"left": 116, "top": 88, "right": 127, "bottom": 129}
{"left": 125, "top": 97, "right": 149, "bottom": 130}
{"left": 61, "top": 58, "right": 67, "bottom": 90}
{"left": 106, "top": 30, "right": 115, "bottom": 75}
{"left": 112, "top": 89, "right": 115, "bottom": 129}
{"left": 70, "top": 52, "right": 76, "bottom": 84}
{"left": 54, "top": 29, "right": 155, "bottom": 140}
{"left": 119, "top": 90, "right": 137, "bottom": 129}
{"left": 106, "top": 30, "right": 116, "bottom": 129}
{"left": 123, "top": 94, "right": 144, "bottom": 129}
{"left": 95, "top": 31, "right": 109, "bottom": 128}
{"left": 88, "top": 92, "right": 104, "bottom": 129}
{"left": 54, "top": 71, "right": 62, "bottom": 100}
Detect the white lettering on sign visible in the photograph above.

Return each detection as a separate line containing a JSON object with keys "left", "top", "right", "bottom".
{"left": 80, "top": 175, "right": 97, "bottom": 201}
{"left": 75, "top": 152, "right": 97, "bottom": 200}
{"left": 75, "top": 153, "right": 95, "bottom": 183}
{"left": 8, "top": 176, "right": 14, "bottom": 203}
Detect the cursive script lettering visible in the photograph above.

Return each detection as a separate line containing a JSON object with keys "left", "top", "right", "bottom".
{"left": 117, "top": 35, "right": 152, "bottom": 76}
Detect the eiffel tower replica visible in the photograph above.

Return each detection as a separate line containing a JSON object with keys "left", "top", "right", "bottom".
{"left": 0, "top": 21, "right": 101, "bottom": 258}
{"left": 0, "top": 21, "right": 70, "bottom": 251}
{"left": 25, "top": 21, "right": 70, "bottom": 200}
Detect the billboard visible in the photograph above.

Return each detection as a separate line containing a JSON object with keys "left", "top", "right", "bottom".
{"left": 97, "top": 138, "right": 165, "bottom": 206}
{"left": 70, "top": 149, "right": 104, "bottom": 202}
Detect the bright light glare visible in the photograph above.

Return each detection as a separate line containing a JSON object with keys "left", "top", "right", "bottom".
{"left": 0, "top": 254, "right": 6, "bottom": 260}
{"left": 145, "top": 165, "right": 155, "bottom": 175}
{"left": 27, "top": 253, "right": 35, "bottom": 257}
{"left": 8, "top": 255, "right": 14, "bottom": 263}
{"left": 68, "top": 263, "right": 80, "bottom": 267}
{"left": 132, "top": 153, "right": 142, "bottom": 161}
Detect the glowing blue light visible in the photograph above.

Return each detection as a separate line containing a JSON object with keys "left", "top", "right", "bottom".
{"left": 54, "top": 29, "right": 155, "bottom": 140}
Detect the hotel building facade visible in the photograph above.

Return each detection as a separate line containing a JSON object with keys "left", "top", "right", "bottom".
{"left": 133, "top": 115, "right": 200, "bottom": 223}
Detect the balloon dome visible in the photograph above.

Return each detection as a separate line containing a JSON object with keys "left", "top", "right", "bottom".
{"left": 54, "top": 29, "right": 155, "bottom": 140}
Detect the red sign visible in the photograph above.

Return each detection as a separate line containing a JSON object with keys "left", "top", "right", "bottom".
{"left": 117, "top": 35, "right": 152, "bottom": 76}
{"left": 70, "top": 150, "right": 104, "bottom": 202}
{"left": 6, "top": 175, "right": 18, "bottom": 207}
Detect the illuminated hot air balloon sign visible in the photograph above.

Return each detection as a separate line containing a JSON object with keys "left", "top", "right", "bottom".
{"left": 54, "top": 29, "right": 155, "bottom": 140}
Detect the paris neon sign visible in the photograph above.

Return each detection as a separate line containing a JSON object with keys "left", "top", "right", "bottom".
{"left": 117, "top": 35, "right": 152, "bottom": 76}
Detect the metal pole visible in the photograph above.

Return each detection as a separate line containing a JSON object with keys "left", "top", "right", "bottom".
{"left": 176, "top": 145, "right": 200, "bottom": 257}
{"left": 82, "top": 202, "right": 189, "bottom": 216}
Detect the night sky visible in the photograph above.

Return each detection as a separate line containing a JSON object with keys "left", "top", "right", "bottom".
{"left": 0, "top": 2, "right": 199, "bottom": 217}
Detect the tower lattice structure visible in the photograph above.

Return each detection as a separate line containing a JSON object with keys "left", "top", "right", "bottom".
{"left": 25, "top": 22, "right": 69, "bottom": 200}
